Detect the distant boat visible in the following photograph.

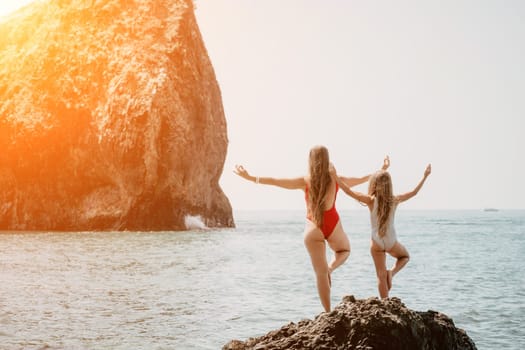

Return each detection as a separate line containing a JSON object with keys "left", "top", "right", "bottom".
{"left": 484, "top": 208, "right": 499, "bottom": 212}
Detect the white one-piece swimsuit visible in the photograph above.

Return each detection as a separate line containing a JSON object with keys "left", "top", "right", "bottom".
{"left": 370, "top": 197, "right": 398, "bottom": 251}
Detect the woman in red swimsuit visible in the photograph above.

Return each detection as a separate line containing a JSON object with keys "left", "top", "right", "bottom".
{"left": 234, "top": 145, "right": 389, "bottom": 312}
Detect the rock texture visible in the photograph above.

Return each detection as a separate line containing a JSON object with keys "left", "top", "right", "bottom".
{"left": 0, "top": 0, "right": 234, "bottom": 230}
{"left": 223, "top": 296, "right": 477, "bottom": 350}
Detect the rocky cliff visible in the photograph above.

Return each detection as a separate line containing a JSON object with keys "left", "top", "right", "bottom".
{"left": 224, "top": 296, "right": 477, "bottom": 350}
{"left": 0, "top": 0, "right": 234, "bottom": 230}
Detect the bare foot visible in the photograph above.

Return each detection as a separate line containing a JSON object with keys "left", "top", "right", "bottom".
{"left": 387, "top": 270, "right": 393, "bottom": 291}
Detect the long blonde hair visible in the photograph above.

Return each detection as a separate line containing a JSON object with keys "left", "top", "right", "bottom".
{"left": 369, "top": 170, "right": 395, "bottom": 237}
{"left": 308, "top": 146, "right": 332, "bottom": 229}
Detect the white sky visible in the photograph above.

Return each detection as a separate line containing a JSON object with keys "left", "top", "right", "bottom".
{"left": 195, "top": 0, "right": 525, "bottom": 210}
{"left": 2, "top": 1, "right": 523, "bottom": 210}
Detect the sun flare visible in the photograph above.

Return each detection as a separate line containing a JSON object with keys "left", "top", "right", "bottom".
{"left": 0, "top": 0, "right": 37, "bottom": 18}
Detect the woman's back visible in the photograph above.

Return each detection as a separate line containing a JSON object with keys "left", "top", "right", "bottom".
{"left": 370, "top": 197, "right": 398, "bottom": 251}
{"left": 305, "top": 177, "right": 338, "bottom": 211}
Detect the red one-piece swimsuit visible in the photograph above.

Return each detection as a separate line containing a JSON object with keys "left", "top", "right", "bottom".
{"left": 305, "top": 183, "right": 340, "bottom": 239}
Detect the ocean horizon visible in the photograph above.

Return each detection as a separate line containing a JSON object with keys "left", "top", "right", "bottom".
{"left": 0, "top": 209, "right": 523, "bottom": 349}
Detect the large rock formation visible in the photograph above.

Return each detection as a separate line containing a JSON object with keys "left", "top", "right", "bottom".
{"left": 224, "top": 296, "right": 477, "bottom": 350}
{"left": 0, "top": 0, "right": 234, "bottom": 230}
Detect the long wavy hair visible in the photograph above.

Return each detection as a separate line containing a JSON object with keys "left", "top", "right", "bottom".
{"left": 368, "top": 170, "right": 395, "bottom": 237}
{"left": 307, "top": 146, "right": 332, "bottom": 228}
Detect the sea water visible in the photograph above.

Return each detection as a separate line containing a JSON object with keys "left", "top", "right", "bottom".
{"left": 0, "top": 210, "right": 523, "bottom": 349}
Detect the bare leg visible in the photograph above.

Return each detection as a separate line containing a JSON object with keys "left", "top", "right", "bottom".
{"left": 387, "top": 241, "right": 410, "bottom": 277}
{"left": 304, "top": 221, "right": 331, "bottom": 312}
{"left": 370, "top": 240, "right": 388, "bottom": 298}
{"left": 326, "top": 221, "right": 351, "bottom": 274}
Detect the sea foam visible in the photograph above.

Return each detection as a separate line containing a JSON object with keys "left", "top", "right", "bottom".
{"left": 184, "top": 215, "right": 208, "bottom": 230}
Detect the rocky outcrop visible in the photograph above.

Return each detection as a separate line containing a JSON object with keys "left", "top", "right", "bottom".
{"left": 0, "top": 0, "right": 234, "bottom": 230}
{"left": 224, "top": 296, "right": 477, "bottom": 350}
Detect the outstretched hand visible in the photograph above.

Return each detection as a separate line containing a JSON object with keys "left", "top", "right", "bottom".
{"left": 233, "top": 165, "right": 251, "bottom": 180}
{"left": 424, "top": 164, "right": 432, "bottom": 177}
{"left": 381, "top": 156, "right": 390, "bottom": 171}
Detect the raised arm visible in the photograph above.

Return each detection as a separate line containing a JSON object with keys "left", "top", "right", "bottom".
{"left": 233, "top": 165, "right": 306, "bottom": 190}
{"left": 396, "top": 164, "right": 432, "bottom": 203}
{"left": 339, "top": 156, "right": 390, "bottom": 188}
{"left": 330, "top": 164, "right": 374, "bottom": 206}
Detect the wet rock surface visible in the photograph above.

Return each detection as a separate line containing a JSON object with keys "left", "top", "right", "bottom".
{"left": 224, "top": 296, "right": 477, "bottom": 350}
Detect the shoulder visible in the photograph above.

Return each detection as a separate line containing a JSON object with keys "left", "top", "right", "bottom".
{"left": 368, "top": 195, "right": 376, "bottom": 210}
{"left": 304, "top": 176, "right": 310, "bottom": 186}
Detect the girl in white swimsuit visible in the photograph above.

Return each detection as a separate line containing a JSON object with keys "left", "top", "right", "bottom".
{"left": 370, "top": 197, "right": 398, "bottom": 251}
{"left": 332, "top": 160, "right": 431, "bottom": 298}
